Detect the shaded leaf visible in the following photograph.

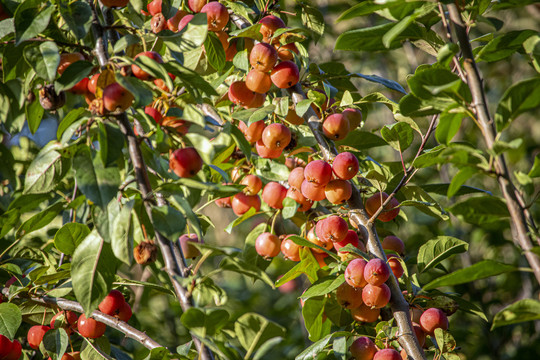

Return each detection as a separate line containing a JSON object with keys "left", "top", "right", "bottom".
{"left": 417, "top": 236, "right": 469, "bottom": 273}
{"left": 491, "top": 299, "right": 540, "bottom": 330}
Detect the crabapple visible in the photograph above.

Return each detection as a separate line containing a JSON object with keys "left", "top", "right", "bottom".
{"left": 332, "top": 152, "right": 359, "bottom": 180}
{"left": 200, "top": 2, "right": 229, "bottom": 32}
{"left": 306, "top": 228, "right": 332, "bottom": 253}
{"left": 387, "top": 255, "right": 404, "bottom": 279}
{"left": 281, "top": 236, "right": 301, "bottom": 261}
{"left": 334, "top": 230, "right": 365, "bottom": 254}
{"left": 255, "top": 139, "right": 282, "bottom": 159}
{"left": 276, "top": 42, "right": 299, "bottom": 61}
{"left": 228, "top": 81, "right": 255, "bottom": 107}
{"left": 286, "top": 187, "right": 313, "bottom": 212}
{"left": 132, "top": 51, "right": 163, "bottom": 81}
{"left": 246, "top": 69, "right": 272, "bottom": 94}
{"left": 240, "top": 174, "right": 262, "bottom": 195}
{"left": 270, "top": 61, "right": 299, "bottom": 89}
{"left": 215, "top": 196, "right": 232, "bottom": 208}
{"left": 187, "top": 0, "right": 206, "bottom": 12}
{"left": 5, "top": 339, "right": 21, "bottom": 360}
{"left": 169, "top": 148, "right": 203, "bottom": 178}
{"left": 258, "top": 15, "right": 285, "bottom": 43}
{"left": 412, "top": 322, "right": 426, "bottom": 347}
{"left": 0, "top": 335, "right": 12, "bottom": 358}
{"left": 238, "top": 119, "right": 265, "bottom": 143}
{"left": 345, "top": 258, "right": 368, "bottom": 288}
{"left": 343, "top": 108, "right": 363, "bottom": 129}
{"left": 300, "top": 180, "right": 326, "bottom": 201}
{"left": 364, "top": 258, "right": 391, "bottom": 286}
{"left": 315, "top": 215, "right": 348, "bottom": 243}
{"left": 77, "top": 314, "right": 106, "bottom": 338}
{"left": 362, "top": 283, "right": 391, "bottom": 308}
{"left": 161, "top": 116, "right": 190, "bottom": 135}
{"left": 255, "top": 233, "right": 281, "bottom": 258}
{"left": 304, "top": 160, "right": 332, "bottom": 186}
{"left": 27, "top": 325, "right": 51, "bottom": 349}
{"left": 325, "top": 179, "right": 352, "bottom": 204}
{"left": 261, "top": 123, "right": 291, "bottom": 150}
{"left": 351, "top": 304, "right": 380, "bottom": 323}
{"left": 336, "top": 282, "right": 363, "bottom": 309}
{"left": 231, "top": 193, "right": 261, "bottom": 216}
{"left": 57, "top": 52, "right": 85, "bottom": 75}
{"left": 50, "top": 310, "right": 78, "bottom": 334}
{"left": 103, "top": 82, "right": 134, "bottom": 113}
{"left": 147, "top": 0, "right": 162, "bottom": 14}
{"left": 323, "top": 113, "right": 350, "bottom": 140}
{"left": 350, "top": 336, "right": 377, "bottom": 360}
{"left": 247, "top": 92, "right": 266, "bottom": 108}
{"left": 178, "top": 14, "right": 194, "bottom": 31}
{"left": 419, "top": 308, "right": 449, "bottom": 336}
{"left": 365, "top": 192, "right": 400, "bottom": 222}
{"left": 99, "top": 290, "right": 125, "bottom": 315}
{"left": 167, "top": 10, "right": 188, "bottom": 32}
{"left": 382, "top": 235, "right": 405, "bottom": 255}
{"left": 249, "top": 43, "right": 278, "bottom": 72}
{"left": 261, "top": 182, "right": 287, "bottom": 209}
{"left": 288, "top": 167, "right": 305, "bottom": 189}
{"left": 373, "top": 349, "right": 401, "bottom": 360}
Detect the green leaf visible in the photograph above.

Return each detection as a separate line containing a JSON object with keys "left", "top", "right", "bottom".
{"left": 353, "top": 74, "right": 407, "bottom": 94}
{"left": 26, "top": 94, "right": 44, "bottom": 134}
{"left": 253, "top": 158, "right": 289, "bottom": 181}
{"left": 24, "top": 142, "right": 70, "bottom": 194}
{"left": 151, "top": 205, "right": 187, "bottom": 241}
{"left": 234, "top": 313, "right": 286, "bottom": 357}
{"left": 380, "top": 122, "right": 414, "bottom": 151}
{"left": 72, "top": 147, "right": 121, "bottom": 209}
{"left": 529, "top": 154, "right": 540, "bottom": 178}
{"left": 423, "top": 260, "right": 517, "bottom": 290}
{"left": 290, "top": 235, "right": 339, "bottom": 261}
{"left": 448, "top": 167, "right": 478, "bottom": 198}
{"left": 336, "top": 130, "right": 387, "bottom": 150}
{"left": 58, "top": 0, "right": 92, "bottom": 39}
{"left": 115, "top": 74, "right": 153, "bottom": 108}
{"left": 491, "top": 299, "right": 540, "bottom": 330}
{"left": 181, "top": 308, "right": 229, "bottom": 337}
{"left": 476, "top": 30, "right": 537, "bottom": 62}
{"left": 382, "top": 15, "right": 414, "bottom": 48}
{"left": 435, "top": 108, "right": 465, "bottom": 145}
{"left": 422, "top": 183, "right": 491, "bottom": 197}
{"left": 42, "top": 328, "right": 69, "bottom": 360}
{"left": 57, "top": 108, "right": 88, "bottom": 140}
{"left": 228, "top": 23, "right": 261, "bottom": 40}
{"left": 230, "top": 124, "right": 252, "bottom": 162}
{"left": 302, "top": 297, "right": 332, "bottom": 342}
{"left": 301, "top": 275, "right": 345, "bottom": 300}
{"left": 17, "top": 201, "right": 63, "bottom": 237}
{"left": 253, "top": 337, "right": 284, "bottom": 360}
{"left": 417, "top": 236, "right": 469, "bottom": 273}
{"left": 401, "top": 185, "right": 448, "bottom": 220}
{"left": 434, "top": 328, "right": 456, "bottom": 354}
{"left": 161, "top": 13, "right": 208, "bottom": 53}
{"left": 242, "top": 223, "right": 270, "bottom": 272}
{"left": 219, "top": 257, "right": 274, "bottom": 288}
{"left": 300, "top": 3, "right": 325, "bottom": 43}
{"left": 295, "top": 332, "right": 351, "bottom": 360}
{"left": 39, "top": 41, "right": 60, "bottom": 82}
{"left": 72, "top": 230, "right": 117, "bottom": 315}
{"left": 14, "top": 0, "right": 54, "bottom": 45}
{"left": 413, "top": 145, "right": 445, "bottom": 168}
{"left": 337, "top": 2, "right": 395, "bottom": 21}
{"left": 111, "top": 200, "right": 134, "bottom": 265}
{"left": 295, "top": 99, "right": 314, "bottom": 117}
{"left": 204, "top": 32, "right": 226, "bottom": 71}
{"left": 55, "top": 61, "right": 93, "bottom": 92}
{"left": 282, "top": 197, "right": 298, "bottom": 219}
{"left": 0, "top": 303, "right": 22, "bottom": 340}
{"left": 449, "top": 196, "right": 510, "bottom": 225}
{"left": 437, "top": 43, "right": 460, "bottom": 67}
{"left": 494, "top": 77, "right": 540, "bottom": 132}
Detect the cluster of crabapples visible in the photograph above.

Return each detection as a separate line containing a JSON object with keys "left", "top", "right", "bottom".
{"left": 0, "top": 290, "right": 131, "bottom": 360}
{"left": 349, "top": 307, "right": 449, "bottom": 360}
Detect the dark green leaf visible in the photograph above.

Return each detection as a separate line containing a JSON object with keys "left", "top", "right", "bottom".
{"left": 161, "top": 13, "right": 208, "bottom": 53}
{"left": 234, "top": 313, "right": 286, "bottom": 356}
{"left": 492, "top": 299, "right": 540, "bottom": 330}
{"left": 449, "top": 196, "right": 510, "bottom": 225}
{"left": 529, "top": 154, "right": 540, "bottom": 178}
{"left": 55, "top": 61, "right": 93, "bottom": 92}
{"left": 24, "top": 142, "right": 70, "bottom": 194}
{"left": 336, "top": 130, "right": 387, "bottom": 150}
{"left": 181, "top": 308, "right": 229, "bottom": 337}
{"left": 152, "top": 205, "right": 187, "bottom": 241}
{"left": 57, "top": 108, "right": 88, "bottom": 140}
{"left": 380, "top": 122, "right": 414, "bottom": 151}
{"left": 423, "top": 260, "right": 517, "bottom": 290}
{"left": 254, "top": 158, "right": 289, "bottom": 181}
{"left": 295, "top": 332, "right": 351, "bottom": 360}
{"left": 354, "top": 73, "right": 407, "bottom": 94}
{"left": 302, "top": 297, "right": 332, "bottom": 341}
{"left": 476, "top": 30, "right": 537, "bottom": 62}
{"left": 435, "top": 108, "right": 465, "bottom": 145}
{"left": 17, "top": 201, "right": 63, "bottom": 237}
{"left": 282, "top": 197, "right": 298, "bottom": 219}
{"left": 42, "top": 329, "right": 69, "bottom": 360}
{"left": 111, "top": 201, "right": 134, "bottom": 265}
{"left": 301, "top": 275, "right": 345, "bottom": 300}
{"left": 230, "top": 124, "right": 252, "bottom": 162}
{"left": 58, "top": 0, "right": 92, "bottom": 39}
{"left": 39, "top": 41, "right": 60, "bottom": 82}
{"left": 448, "top": 167, "right": 478, "bottom": 197}
{"left": 417, "top": 236, "right": 469, "bottom": 273}
{"left": 14, "top": 0, "right": 54, "bottom": 45}
{"left": 219, "top": 257, "right": 274, "bottom": 288}
{"left": 300, "top": 3, "right": 325, "bottom": 43}
{"left": 204, "top": 32, "right": 226, "bottom": 71}
{"left": 26, "top": 94, "right": 44, "bottom": 134}
{"left": 115, "top": 74, "right": 153, "bottom": 108}
{"left": 494, "top": 77, "right": 540, "bottom": 132}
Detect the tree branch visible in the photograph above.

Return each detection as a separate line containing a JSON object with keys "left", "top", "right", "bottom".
{"left": 0, "top": 287, "right": 164, "bottom": 351}
{"left": 447, "top": 4, "right": 540, "bottom": 285}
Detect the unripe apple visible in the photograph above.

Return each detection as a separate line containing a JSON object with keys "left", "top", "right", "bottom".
{"left": 261, "top": 123, "right": 291, "bottom": 150}
{"left": 323, "top": 113, "right": 350, "bottom": 140}
{"left": 229, "top": 81, "right": 255, "bottom": 108}
{"left": 262, "top": 182, "right": 287, "bottom": 209}
{"left": 255, "top": 139, "right": 283, "bottom": 159}
{"left": 364, "top": 258, "right": 391, "bottom": 286}
{"left": 99, "top": 289, "right": 125, "bottom": 315}
{"left": 332, "top": 152, "right": 359, "bottom": 180}
{"left": 304, "top": 160, "right": 332, "bottom": 186}
{"left": 179, "top": 234, "right": 201, "bottom": 259}
{"left": 231, "top": 193, "right": 261, "bottom": 216}
{"left": 238, "top": 119, "right": 265, "bottom": 143}
{"left": 343, "top": 108, "right": 363, "bottom": 129}
{"left": 345, "top": 258, "right": 368, "bottom": 288}
{"left": 373, "top": 349, "right": 401, "bottom": 360}
{"left": 419, "top": 308, "right": 449, "bottom": 336}
{"left": 365, "top": 192, "right": 400, "bottom": 222}
{"left": 281, "top": 236, "right": 301, "bottom": 261}
{"left": 288, "top": 167, "right": 305, "bottom": 189}
{"left": 101, "top": 0, "right": 129, "bottom": 8}
{"left": 336, "top": 282, "right": 363, "bottom": 309}
{"left": 382, "top": 235, "right": 405, "bottom": 255}
{"left": 246, "top": 69, "right": 272, "bottom": 94}
{"left": 351, "top": 304, "right": 380, "bottom": 323}
{"left": 315, "top": 215, "right": 348, "bottom": 243}
{"left": 300, "top": 180, "right": 326, "bottom": 201}
{"left": 200, "top": 2, "right": 229, "bottom": 32}
{"left": 169, "top": 147, "right": 203, "bottom": 178}
{"left": 132, "top": 51, "right": 163, "bottom": 81}
{"left": 27, "top": 325, "right": 51, "bottom": 349}
{"left": 102, "top": 82, "right": 134, "bottom": 113}
{"left": 240, "top": 174, "right": 262, "bottom": 195}
{"left": 258, "top": 15, "right": 285, "bottom": 43}
{"left": 77, "top": 314, "right": 106, "bottom": 338}
{"left": 187, "top": 0, "right": 207, "bottom": 13}
{"left": 362, "top": 283, "right": 391, "bottom": 308}
{"left": 255, "top": 232, "right": 281, "bottom": 258}
{"left": 286, "top": 187, "right": 313, "bottom": 212}
{"left": 325, "top": 179, "right": 352, "bottom": 204}
{"left": 350, "top": 336, "right": 377, "bottom": 360}
{"left": 270, "top": 61, "right": 299, "bottom": 89}
{"left": 249, "top": 43, "right": 278, "bottom": 72}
